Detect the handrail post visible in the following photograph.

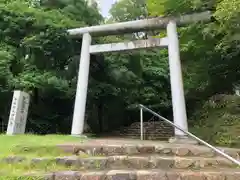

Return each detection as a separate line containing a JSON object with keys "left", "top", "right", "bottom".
{"left": 140, "top": 107, "right": 143, "bottom": 140}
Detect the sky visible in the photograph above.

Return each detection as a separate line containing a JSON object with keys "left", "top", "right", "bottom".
{"left": 97, "top": 0, "right": 118, "bottom": 17}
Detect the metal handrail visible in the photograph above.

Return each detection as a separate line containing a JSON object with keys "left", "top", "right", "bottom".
{"left": 139, "top": 104, "right": 240, "bottom": 166}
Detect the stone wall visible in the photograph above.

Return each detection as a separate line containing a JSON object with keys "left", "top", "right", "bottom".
{"left": 114, "top": 121, "right": 174, "bottom": 140}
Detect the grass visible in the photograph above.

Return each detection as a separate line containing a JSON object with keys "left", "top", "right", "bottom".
{"left": 0, "top": 134, "right": 89, "bottom": 178}
{"left": 0, "top": 134, "right": 87, "bottom": 157}
{"left": 0, "top": 160, "right": 72, "bottom": 177}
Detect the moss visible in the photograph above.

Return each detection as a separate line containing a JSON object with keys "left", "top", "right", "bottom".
{"left": 191, "top": 94, "right": 240, "bottom": 148}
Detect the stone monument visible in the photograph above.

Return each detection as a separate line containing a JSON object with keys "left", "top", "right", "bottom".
{"left": 6, "top": 90, "right": 30, "bottom": 135}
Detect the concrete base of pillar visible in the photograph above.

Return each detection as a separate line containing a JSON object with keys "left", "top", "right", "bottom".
{"left": 168, "top": 135, "right": 199, "bottom": 145}
{"left": 70, "top": 134, "right": 88, "bottom": 139}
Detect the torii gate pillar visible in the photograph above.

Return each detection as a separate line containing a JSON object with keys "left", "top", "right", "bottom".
{"left": 167, "top": 21, "right": 188, "bottom": 137}
{"left": 71, "top": 33, "right": 91, "bottom": 135}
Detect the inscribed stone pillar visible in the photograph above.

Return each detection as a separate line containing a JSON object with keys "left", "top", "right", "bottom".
{"left": 6, "top": 90, "right": 30, "bottom": 135}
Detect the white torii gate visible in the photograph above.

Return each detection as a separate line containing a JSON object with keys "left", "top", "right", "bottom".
{"left": 68, "top": 11, "right": 212, "bottom": 139}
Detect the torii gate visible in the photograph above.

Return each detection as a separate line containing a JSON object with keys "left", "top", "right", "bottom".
{"left": 68, "top": 11, "right": 212, "bottom": 139}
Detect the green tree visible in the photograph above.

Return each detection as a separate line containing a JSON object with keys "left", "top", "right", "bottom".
{"left": 146, "top": 0, "right": 240, "bottom": 106}
{"left": 109, "top": 0, "right": 147, "bottom": 22}
{"left": 146, "top": 0, "right": 240, "bottom": 147}
{"left": 105, "top": 0, "right": 172, "bottom": 125}
{"left": 40, "top": 0, "right": 103, "bottom": 25}
{"left": 0, "top": 0, "right": 103, "bottom": 133}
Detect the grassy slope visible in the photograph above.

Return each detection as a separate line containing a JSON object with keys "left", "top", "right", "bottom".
{"left": 191, "top": 94, "right": 240, "bottom": 148}
{"left": 0, "top": 134, "right": 86, "bottom": 156}
{"left": 0, "top": 134, "right": 87, "bottom": 177}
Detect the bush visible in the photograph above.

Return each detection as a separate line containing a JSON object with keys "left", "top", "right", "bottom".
{"left": 191, "top": 94, "right": 240, "bottom": 148}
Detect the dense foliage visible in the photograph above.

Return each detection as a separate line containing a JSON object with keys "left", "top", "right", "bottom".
{"left": 0, "top": 0, "right": 102, "bottom": 133}
{"left": 0, "top": 0, "right": 239, "bottom": 146}
{"left": 147, "top": 0, "right": 240, "bottom": 146}
{"left": 191, "top": 94, "right": 240, "bottom": 148}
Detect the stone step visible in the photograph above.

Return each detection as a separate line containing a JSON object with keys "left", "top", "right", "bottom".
{"left": 2, "top": 155, "right": 238, "bottom": 170}
{"left": 54, "top": 156, "right": 238, "bottom": 170}
{"left": 57, "top": 142, "right": 240, "bottom": 158}
{"left": 24, "top": 169, "right": 240, "bottom": 180}
{"left": 117, "top": 134, "right": 169, "bottom": 140}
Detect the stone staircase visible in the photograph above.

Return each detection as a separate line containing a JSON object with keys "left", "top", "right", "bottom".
{"left": 2, "top": 138, "right": 240, "bottom": 179}
{"left": 113, "top": 121, "right": 174, "bottom": 140}
{"left": 26, "top": 138, "right": 240, "bottom": 179}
